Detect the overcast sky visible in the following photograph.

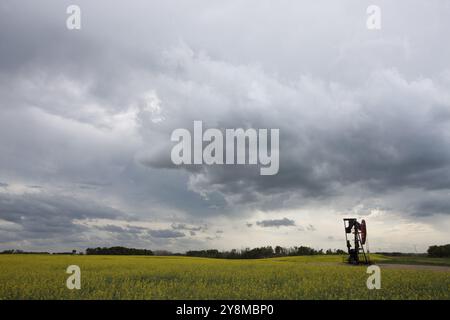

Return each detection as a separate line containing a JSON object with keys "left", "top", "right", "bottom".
{"left": 0, "top": 0, "right": 449, "bottom": 253}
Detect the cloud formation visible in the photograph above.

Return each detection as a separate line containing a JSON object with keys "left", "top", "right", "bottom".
{"left": 0, "top": 0, "right": 449, "bottom": 251}
{"left": 256, "top": 218, "right": 296, "bottom": 228}
{"left": 149, "top": 229, "right": 185, "bottom": 239}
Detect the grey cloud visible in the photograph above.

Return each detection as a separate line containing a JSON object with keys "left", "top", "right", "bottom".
{"left": 256, "top": 218, "right": 295, "bottom": 228}
{"left": 411, "top": 197, "right": 450, "bottom": 217}
{"left": 148, "top": 65, "right": 450, "bottom": 215}
{"left": 0, "top": 192, "right": 124, "bottom": 246}
{"left": 126, "top": 225, "right": 150, "bottom": 233}
{"left": 1, "top": 1, "right": 450, "bottom": 251}
{"left": 95, "top": 224, "right": 153, "bottom": 234}
{"left": 2, "top": 1, "right": 449, "bottom": 218}
{"left": 95, "top": 224, "right": 127, "bottom": 233}
{"left": 149, "top": 229, "right": 185, "bottom": 238}
{"left": 171, "top": 223, "right": 204, "bottom": 232}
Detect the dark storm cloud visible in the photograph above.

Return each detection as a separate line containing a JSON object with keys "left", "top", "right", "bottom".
{"left": 0, "top": 192, "right": 124, "bottom": 241}
{"left": 411, "top": 197, "right": 450, "bottom": 217}
{"left": 256, "top": 218, "right": 295, "bottom": 228}
{"left": 144, "top": 66, "right": 450, "bottom": 216}
{"left": 1, "top": 0, "right": 450, "bottom": 251}
{"left": 1, "top": 1, "right": 449, "bottom": 215}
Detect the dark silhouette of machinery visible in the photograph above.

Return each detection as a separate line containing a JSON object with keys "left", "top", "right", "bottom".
{"left": 343, "top": 218, "right": 370, "bottom": 264}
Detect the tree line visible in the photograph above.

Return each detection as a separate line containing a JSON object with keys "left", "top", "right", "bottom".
{"left": 186, "top": 246, "right": 347, "bottom": 259}
{"left": 2, "top": 244, "right": 449, "bottom": 258}
{"left": 427, "top": 244, "right": 450, "bottom": 257}
{"left": 85, "top": 246, "right": 154, "bottom": 255}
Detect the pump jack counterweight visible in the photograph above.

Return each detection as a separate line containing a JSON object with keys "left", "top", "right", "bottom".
{"left": 343, "top": 218, "right": 370, "bottom": 265}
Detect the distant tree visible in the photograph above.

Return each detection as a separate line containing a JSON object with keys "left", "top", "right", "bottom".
{"left": 294, "top": 246, "right": 317, "bottom": 255}
{"left": 153, "top": 250, "right": 173, "bottom": 256}
{"left": 427, "top": 244, "right": 450, "bottom": 257}
{"left": 85, "top": 246, "right": 153, "bottom": 256}
{"left": 0, "top": 250, "right": 15, "bottom": 254}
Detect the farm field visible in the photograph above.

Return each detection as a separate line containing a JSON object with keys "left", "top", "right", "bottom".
{"left": 0, "top": 254, "right": 448, "bottom": 300}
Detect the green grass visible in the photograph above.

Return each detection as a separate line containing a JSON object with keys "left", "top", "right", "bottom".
{"left": 0, "top": 254, "right": 448, "bottom": 300}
